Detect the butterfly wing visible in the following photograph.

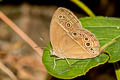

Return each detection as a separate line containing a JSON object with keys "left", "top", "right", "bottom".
{"left": 50, "top": 7, "right": 100, "bottom": 59}
{"left": 50, "top": 20, "right": 92, "bottom": 59}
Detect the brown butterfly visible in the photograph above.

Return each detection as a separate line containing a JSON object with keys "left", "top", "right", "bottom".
{"left": 50, "top": 7, "right": 100, "bottom": 68}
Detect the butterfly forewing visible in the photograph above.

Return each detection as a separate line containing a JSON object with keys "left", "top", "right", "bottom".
{"left": 52, "top": 7, "right": 82, "bottom": 32}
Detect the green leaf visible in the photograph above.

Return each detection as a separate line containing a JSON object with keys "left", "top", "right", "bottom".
{"left": 80, "top": 16, "right": 120, "bottom": 62}
{"left": 42, "top": 44, "right": 109, "bottom": 79}
{"left": 42, "top": 16, "right": 120, "bottom": 79}
{"left": 80, "top": 16, "right": 120, "bottom": 28}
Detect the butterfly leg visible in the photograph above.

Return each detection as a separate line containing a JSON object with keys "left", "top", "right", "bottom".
{"left": 64, "top": 56, "right": 71, "bottom": 67}
{"left": 53, "top": 56, "right": 71, "bottom": 70}
{"left": 53, "top": 57, "right": 56, "bottom": 70}
{"left": 53, "top": 57, "right": 63, "bottom": 70}
{"left": 56, "top": 56, "right": 71, "bottom": 66}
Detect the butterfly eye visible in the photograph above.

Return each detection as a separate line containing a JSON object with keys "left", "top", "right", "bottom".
{"left": 58, "top": 15, "right": 65, "bottom": 19}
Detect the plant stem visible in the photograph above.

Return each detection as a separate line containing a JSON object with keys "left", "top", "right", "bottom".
{"left": 71, "top": 0, "right": 95, "bottom": 17}
{"left": 114, "top": 62, "right": 120, "bottom": 80}
{"left": 0, "top": 61, "right": 18, "bottom": 80}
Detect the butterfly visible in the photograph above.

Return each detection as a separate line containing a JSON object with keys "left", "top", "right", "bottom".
{"left": 50, "top": 7, "right": 100, "bottom": 69}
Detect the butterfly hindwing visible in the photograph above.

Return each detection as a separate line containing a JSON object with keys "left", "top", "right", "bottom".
{"left": 68, "top": 29, "right": 100, "bottom": 57}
